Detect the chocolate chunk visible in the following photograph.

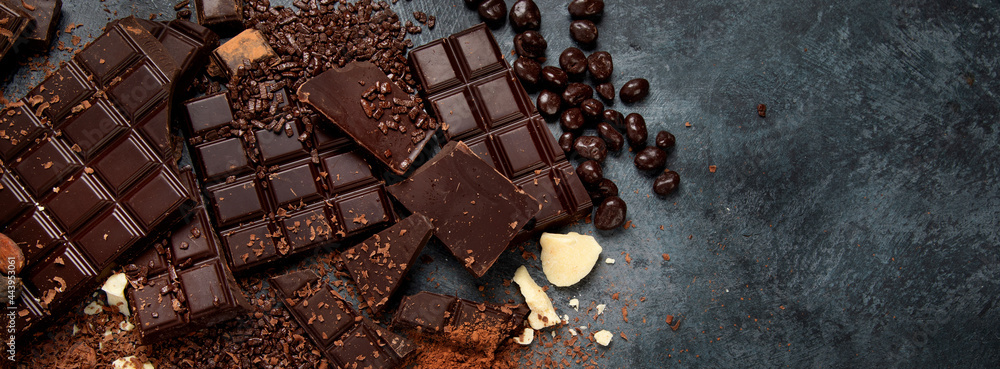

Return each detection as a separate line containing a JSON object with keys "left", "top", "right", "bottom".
{"left": 588, "top": 178, "right": 618, "bottom": 201}
{"left": 562, "top": 82, "right": 594, "bottom": 106}
{"left": 597, "top": 121, "right": 624, "bottom": 152}
{"left": 569, "top": 20, "right": 598, "bottom": 45}
{"left": 758, "top": 103, "right": 767, "bottom": 117}
{"left": 478, "top": 0, "right": 507, "bottom": 27}
{"left": 559, "top": 47, "right": 588, "bottom": 77}
{"left": 270, "top": 270, "right": 415, "bottom": 368}
{"left": 514, "top": 30, "right": 547, "bottom": 59}
{"left": 625, "top": 112, "right": 648, "bottom": 148}
{"left": 536, "top": 89, "right": 562, "bottom": 116}
{"left": 587, "top": 51, "right": 613, "bottom": 82}
{"left": 558, "top": 131, "right": 575, "bottom": 153}
{"left": 391, "top": 291, "right": 529, "bottom": 353}
{"left": 1, "top": 18, "right": 213, "bottom": 338}
{"left": 513, "top": 57, "right": 542, "bottom": 87}
{"left": 594, "top": 196, "right": 627, "bottom": 230}
{"left": 299, "top": 61, "right": 435, "bottom": 175}
{"left": 655, "top": 130, "right": 676, "bottom": 150}
{"left": 209, "top": 28, "right": 277, "bottom": 78}
{"left": 620, "top": 78, "right": 650, "bottom": 104}
{"left": 568, "top": 0, "right": 604, "bottom": 20}
{"left": 341, "top": 213, "right": 434, "bottom": 315}
{"left": 193, "top": 0, "right": 243, "bottom": 32}
{"left": 129, "top": 207, "right": 249, "bottom": 344}
{"left": 654, "top": 170, "right": 680, "bottom": 196}
{"left": 388, "top": 142, "right": 540, "bottom": 277}
{"left": 509, "top": 0, "right": 541, "bottom": 32}
{"left": 574, "top": 135, "right": 607, "bottom": 162}
{"left": 576, "top": 160, "right": 603, "bottom": 185}
{"left": 580, "top": 98, "right": 604, "bottom": 122}
{"left": 13, "top": 0, "right": 62, "bottom": 51}
{"left": 633, "top": 146, "right": 667, "bottom": 171}
{"left": 560, "top": 107, "right": 585, "bottom": 131}
{"left": 596, "top": 82, "right": 615, "bottom": 101}
{"left": 603, "top": 108, "right": 624, "bottom": 129}
{"left": 409, "top": 24, "right": 592, "bottom": 241}
{"left": 541, "top": 66, "right": 569, "bottom": 92}
{"left": 0, "top": 2, "right": 28, "bottom": 60}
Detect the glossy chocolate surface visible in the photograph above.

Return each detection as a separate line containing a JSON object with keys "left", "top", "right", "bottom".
{"left": 391, "top": 291, "right": 529, "bottom": 352}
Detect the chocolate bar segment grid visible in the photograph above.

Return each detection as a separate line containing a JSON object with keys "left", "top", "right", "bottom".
{"left": 409, "top": 24, "right": 593, "bottom": 240}
{"left": 0, "top": 1, "right": 29, "bottom": 60}
{"left": 182, "top": 93, "right": 395, "bottom": 271}
{"left": 270, "top": 270, "right": 415, "bottom": 369}
{"left": 0, "top": 17, "right": 216, "bottom": 338}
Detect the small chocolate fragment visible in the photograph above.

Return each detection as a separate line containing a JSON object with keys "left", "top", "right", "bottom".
{"left": 603, "top": 108, "right": 624, "bottom": 128}
{"left": 541, "top": 66, "right": 569, "bottom": 92}
{"left": 387, "top": 142, "right": 540, "bottom": 277}
{"left": 560, "top": 108, "right": 585, "bottom": 131}
{"left": 574, "top": 135, "right": 607, "bottom": 162}
{"left": 587, "top": 51, "right": 613, "bottom": 82}
{"left": 562, "top": 83, "right": 594, "bottom": 107}
{"left": 596, "top": 82, "right": 615, "bottom": 101}
{"left": 575, "top": 160, "right": 603, "bottom": 185}
{"left": 478, "top": 0, "right": 507, "bottom": 27}
{"left": 757, "top": 103, "right": 767, "bottom": 117}
{"left": 620, "top": 78, "right": 650, "bottom": 104}
{"left": 391, "top": 291, "right": 529, "bottom": 353}
{"left": 559, "top": 47, "right": 588, "bottom": 77}
{"left": 193, "top": 0, "right": 243, "bottom": 32}
{"left": 271, "top": 270, "right": 415, "bottom": 368}
{"left": 509, "top": 0, "right": 541, "bottom": 32}
{"left": 633, "top": 146, "right": 667, "bottom": 171}
{"left": 514, "top": 30, "right": 547, "bottom": 59}
{"left": 536, "top": 89, "right": 562, "bottom": 116}
{"left": 655, "top": 130, "right": 676, "bottom": 150}
{"left": 570, "top": 20, "right": 598, "bottom": 45}
{"left": 654, "top": 170, "right": 680, "bottom": 196}
{"left": 594, "top": 196, "right": 627, "bottom": 230}
{"left": 513, "top": 57, "right": 542, "bottom": 87}
{"left": 14, "top": 0, "right": 62, "bottom": 51}
{"left": 580, "top": 98, "right": 604, "bottom": 122}
{"left": 625, "top": 112, "right": 648, "bottom": 148}
{"left": 568, "top": 0, "right": 604, "bottom": 20}
{"left": 588, "top": 178, "right": 618, "bottom": 201}
{"left": 209, "top": 28, "right": 276, "bottom": 78}
{"left": 298, "top": 61, "right": 436, "bottom": 175}
{"left": 558, "top": 131, "right": 575, "bottom": 153}
{"left": 341, "top": 213, "right": 434, "bottom": 315}
{"left": 597, "top": 122, "right": 624, "bottom": 152}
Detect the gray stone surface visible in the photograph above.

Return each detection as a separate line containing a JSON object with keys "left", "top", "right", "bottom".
{"left": 3, "top": 0, "right": 998, "bottom": 367}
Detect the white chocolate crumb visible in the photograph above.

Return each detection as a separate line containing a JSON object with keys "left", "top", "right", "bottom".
{"left": 596, "top": 304, "right": 607, "bottom": 315}
{"left": 569, "top": 328, "right": 578, "bottom": 336}
{"left": 112, "top": 356, "right": 154, "bottom": 369}
{"left": 102, "top": 273, "right": 130, "bottom": 316}
{"left": 539, "top": 232, "right": 603, "bottom": 287}
{"left": 512, "top": 266, "right": 560, "bottom": 329}
{"left": 119, "top": 320, "right": 135, "bottom": 331}
{"left": 84, "top": 301, "right": 103, "bottom": 315}
{"left": 513, "top": 328, "right": 534, "bottom": 345}
{"left": 569, "top": 298, "right": 579, "bottom": 311}
{"left": 605, "top": 258, "right": 615, "bottom": 264}
{"left": 72, "top": 324, "right": 80, "bottom": 336}
{"left": 594, "top": 330, "right": 613, "bottom": 346}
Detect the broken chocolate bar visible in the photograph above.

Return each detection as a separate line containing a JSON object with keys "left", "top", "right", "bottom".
{"left": 387, "top": 141, "right": 540, "bottom": 277}
{"left": 340, "top": 213, "right": 433, "bottom": 315}
{"left": 13, "top": 0, "right": 61, "bottom": 51}
{"left": 270, "top": 270, "right": 415, "bottom": 368}
{"left": 408, "top": 23, "right": 593, "bottom": 241}
{"left": 0, "top": 0, "right": 28, "bottom": 60}
{"left": 391, "top": 291, "right": 529, "bottom": 353}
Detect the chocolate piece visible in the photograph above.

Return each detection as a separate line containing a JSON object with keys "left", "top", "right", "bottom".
{"left": 477, "top": 0, "right": 507, "bottom": 27}
{"left": 270, "top": 270, "right": 415, "bottom": 368}
{"left": 391, "top": 291, "right": 529, "bottom": 353}
{"left": 568, "top": 0, "right": 604, "bottom": 20}
{"left": 655, "top": 130, "right": 676, "bottom": 150}
{"left": 388, "top": 141, "right": 540, "bottom": 277}
{"left": 587, "top": 51, "right": 613, "bottom": 82}
{"left": 594, "top": 195, "right": 627, "bottom": 230}
{"left": 569, "top": 20, "right": 599, "bottom": 45}
{"left": 181, "top": 93, "right": 395, "bottom": 271}
{"left": 625, "top": 112, "right": 648, "bottom": 148}
{"left": 575, "top": 160, "right": 603, "bottom": 185}
{"left": 341, "top": 213, "right": 433, "bottom": 315}
{"left": 409, "top": 24, "right": 593, "bottom": 240}
{"left": 129, "top": 207, "right": 250, "bottom": 344}
{"left": 209, "top": 28, "right": 276, "bottom": 78}
{"left": 513, "top": 30, "right": 547, "bottom": 59}
{"left": 1, "top": 17, "right": 216, "bottom": 338}
{"left": 0, "top": 1, "right": 28, "bottom": 60}
{"left": 559, "top": 47, "right": 587, "bottom": 77}
{"left": 508, "top": 0, "right": 541, "bottom": 32}
{"left": 13, "top": 0, "right": 61, "bottom": 51}
{"left": 620, "top": 78, "right": 651, "bottom": 104}
{"left": 194, "top": 0, "right": 242, "bottom": 31}
{"left": 298, "top": 61, "right": 436, "bottom": 175}
{"left": 654, "top": 170, "right": 680, "bottom": 196}
{"left": 633, "top": 146, "right": 667, "bottom": 171}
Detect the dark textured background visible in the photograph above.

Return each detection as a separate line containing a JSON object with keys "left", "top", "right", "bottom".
{"left": 3, "top": 0, "right": 999, "bottom": 367}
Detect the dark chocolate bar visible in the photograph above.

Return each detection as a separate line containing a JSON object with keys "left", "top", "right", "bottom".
{"left": 194, "top": 0, "right": 243, "bottom": 32}
{"left": 387, "top": 141, "right": 540, "bottom": 277}
{"left": 209, "top": 28, "right": 275, "bottom": 78}
{"left": 270, "top": 270, "right": 415, "bottom": 368}
{"left": 128, "top": 206, "right": 250, "bottom": 344}
{"left": 1, "top": 17, "right": 217, "bottom": 339}
{"left": 0, "top": 0, "right": 29, "bottom": 60}
{"left": 13, "top": 0, "right": 61, "bottom": 51}
{"left": 391, "top": 291, "right": 529, "bottom": 353}
{"left": 299, "top": 61, "right": 437, "bottom": 175}
{"left": 340, "top": 213, "right": 433, "bottom": 315}
{"left": 409, "top": 24, "right": 593, "bottom": 240}
{"left": 181, "top": 92, "right": 396, "bottom": 271}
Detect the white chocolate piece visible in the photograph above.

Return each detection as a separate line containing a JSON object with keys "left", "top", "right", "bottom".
{"left": 112, "top": 357, "right": 154, "bottom": 369}
{"left": 596, "top": 304, "right": 606, "bottom": 315}
{"left": 569, "top": 328, "right": 578, "bottom": 336}
{"left": 119, "top": 320, "right": 135, "bottom": 331}
{"left": 605, "top": 258, "right": 615, "bottom": 264}
{"left": 569, "top": 298, "right": 579, "bottom": 311}
{"left": 594, "top": 330, "right": 613, "bottom": 346}
{"left": 83, "top": 301, "right": 102, "bottom": 315}
{"left": 539, "top": 232, "right": 603, "bottom": 287}
{"left": 102, "top": 273, "right": 130, "bottom": 316}
{"left": 513, "top": 266, "right": 560, "bottom": 329}
{"left": 514, "top": 328, "right": 534, "bottom": 345}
